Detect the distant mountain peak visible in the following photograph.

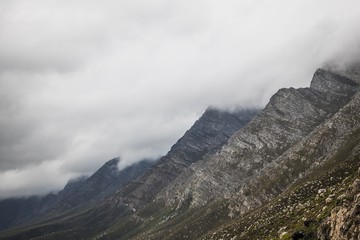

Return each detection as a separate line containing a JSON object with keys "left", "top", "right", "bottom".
{"left": 55, "top": 158, "right": 153, "bottom": 209}
{"left": 104, "top": 157, "right": 120, "bottom": 166}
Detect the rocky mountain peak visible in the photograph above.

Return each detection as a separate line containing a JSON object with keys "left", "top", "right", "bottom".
{"left": 103, "top": 157, "right": 120, "bottom": 167}
{"left": 87, "top": 157, "right": 120, "bottom": 181}
{"left": 310, "top": 68, "right": 358, "bottom": 94}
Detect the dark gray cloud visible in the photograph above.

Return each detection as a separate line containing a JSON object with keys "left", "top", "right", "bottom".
{"left": 1, "top": 0, "right": 360, "bottom": 199}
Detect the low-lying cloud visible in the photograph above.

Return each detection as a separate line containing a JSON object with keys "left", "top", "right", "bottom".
{"left": 1, "top": 0, "right": 360, "bottom": 199}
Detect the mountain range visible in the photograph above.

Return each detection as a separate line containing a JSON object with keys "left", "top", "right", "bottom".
{"left": 0, "top": 65, "right": 359, "bottom": 240}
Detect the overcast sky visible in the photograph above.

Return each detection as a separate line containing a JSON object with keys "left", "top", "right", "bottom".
{"left": 1, "top": 0, "right": 360, "bottom": 199}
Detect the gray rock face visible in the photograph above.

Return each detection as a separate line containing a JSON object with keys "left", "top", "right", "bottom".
{"left": 230, "top": 90, "right": 360, "bottom": 215}
{"left": 160, "top": 69, "right": 359, "bottom": 208}
{"left": 318, "top": 177, "right": 360, "bottom": 240}
{"left": 108, "top": 108, "right": 259, "bottom": 208}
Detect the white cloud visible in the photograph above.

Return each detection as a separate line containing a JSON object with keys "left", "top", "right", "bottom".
{"left": 0, "top": 160, "right": 74, "bottom": 198}
{"left": 1, "top": 0, "right": 360, "bottom": 198}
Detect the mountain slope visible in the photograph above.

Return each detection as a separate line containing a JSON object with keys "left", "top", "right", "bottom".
{"left": 160, "top": 69, "right": 358, "bottom": 209}
{"left": 203, "top": 92, "right": 360, "bottom": 239}
{"left": 108, "top": 108, "right": 259, "bottom": 208}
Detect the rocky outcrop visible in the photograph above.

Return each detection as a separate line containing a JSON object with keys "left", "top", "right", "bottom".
{"left": 160, "top": 69, "right": 358, "bottom": 209}
{"left": 318, "top": 175, "right": 360, "bottom": 240}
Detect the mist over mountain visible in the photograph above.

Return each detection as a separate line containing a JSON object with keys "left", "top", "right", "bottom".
{"left": 1, "top": 1, "right": 360, "bottom": 240}
{"left": 1, "top": 0, "right": 360, "bottom": 199}
{"left": 0, "top": 65, "right": 358, "bottom": 240}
